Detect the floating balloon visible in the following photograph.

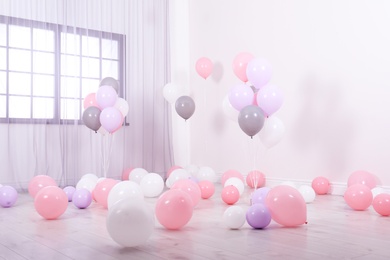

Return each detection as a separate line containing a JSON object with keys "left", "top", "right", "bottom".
{"left": 265, "top": 185, "right": 307, "bottom": 227}
{"left": 195, "top": 57, "right": 213, "bottom": 79}
{"left": 372, "top": 193, "right": 390, "bottom": 216}
{"left": 258, "top": 116, "right": 285, "bottom": 148}
{"left": 246, "top": 58, "right": 272, "bottom": 90}
{"left": 344, "top": 184, "right": 373, "bottom": 211}
{"left": 228, "top": 84, "right": 254, "bottom": 111}
{"left": 83, "top": 93, "right": 98, "bottom": 109}
{"left": 34, "top": 186, "right": 68, "bottom": 220}
{"left": 28, "top": 175, "right": 57, "bottom": 198}
{"left": 114, "top": 98, "right": 129, "bottom": 117}
{"left": 238, "top": 105, "right": 265, "bottom": 138}
{"left": 175, "top": 96, "right": 195, "bottom": 120}
{"left": 311, "top": 176, "right": 330, "bottom": 195}
{"left": 223, "top": 206, "right": 246, "bottom": 229}
{"left": 256, "top": 84, "right": 284, "bottom": 117}
{"left": 100, "top": 107, "right": 123, "bottom": 133}
{"left": 232, "top": 52, "right": 254, "bottom": 82}
{"left": 347, "top": 170, "right": 377, "bottom": 189}
{"left": 246, "top": 170, "right": 266, "bottom": 189}
{"left": 96, "top": 85, "right": 118, "bottom": 109}
{"left": 82, "top": 106, "right": 101, "bottom": 132}
{"left": 246, "top": 203, "right": 271, "bottom": 229}
{"left": 99, "top": 77, "right": 120, "bottom": 94}
{"left": 163, "top": 83, "right": 184, "bottom": 104}
{"left": 198, "top": 180, "right": 215, "bottom": 199}
{"left": 0, "top": 186, "right": 18, "bottom": 208}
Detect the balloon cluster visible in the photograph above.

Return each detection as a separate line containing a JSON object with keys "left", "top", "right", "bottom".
{"left": 82, "top": 77, "right": 129, "bottom": 134}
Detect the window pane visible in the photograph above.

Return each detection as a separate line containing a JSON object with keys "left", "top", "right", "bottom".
{"left": 33, "top": 97, "right": 54, "bottom": 118}
{"left": 102, "top": 39, "right": 118, "bottom": 59}
{"left": 61, "top": 32, "right": 80, "bottom": 55}
{"left": 33, "top": 51, "right": 55, "bottom": 74}
{"left": 33, "top": 28, "right": 54, "bottom": 52}
{"left": 9, "top": 49, "right": 31, "bottom": 72}
{"left": 61, "top": 76, "right": 80, "bottom": 98}
{"left": 9, "top": 72, "right": 31, "bottom": 95}
{"left": 0, "top": 95, "right": 6, "bottom": 117}
{"left": 33, "top": 75, "right": 54, "bottom": 97}
{"left": 82, "top": 57, "right": 100, "bottom": 78}
{"left": 0, "top": 71, "right": 6, "bottom": 94}
{"left": 82, "top": 35, "right": 99, "bottom": 57}
{"left": 61, "top": 54, "right": 80, "bottom": 76}
{"left": 0, "top": 24, "right": 6, "bottom": 46}
{"left": 61, "top": 98, "right": 80, "bottom": 120}
{"left": 9, "top": 25, "right": 31, "bottom": 49}
{"left": 0, "top": 47, "right": 5, "bottom": 70}
{"left": 102, "top": 60, "right": 118, "bottom": 79}
{"left": 9, "top": 96, "right": 31, "bottom": 118}
{"left": 81, "top": 78, "right": 99, "bottom": 98}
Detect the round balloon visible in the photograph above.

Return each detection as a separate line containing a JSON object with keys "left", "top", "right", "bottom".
{"left": 99, "top": 77, "right": 120, "bottom": 94}
{"left": 238, "top": 105, "right": 265, "bottom": 138}
{"left": 246, "top": 203, "right": 272, "bottom": 229}
{"left": 28, "top": 175, "right": 57, "bottom": 198}
{"left": 198, "top": 180, "right": 215, "bottom": 199}
{"left": 0, "top": 186, "right": 18, "bottom": 208}
{"left": 344, "top": 184, "right": 373, "bottom": 211}
{"left": 175, "top": 96, "right": 196, "bottom": 120}
{"left": 34, "top": 186, "right": 68, "bottom": 220}
{"left": 195, "top": 57, "right": 213, "bottom": 79}
{"left": 72, "top": 188, "right": 92, "bottom": 209}
{"left": 223, "top": 206, "right": 246, "bottom": 229}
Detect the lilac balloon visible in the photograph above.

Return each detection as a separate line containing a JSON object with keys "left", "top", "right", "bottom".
{"left": 228, "top": 84, "right": 254, "bottom": 111}
{"left": 246, "top": 203, "right": 271, "bottom": 229}
{"left": 246, "top": 58, "right": 272, "bottom": 90}
{"left": 256, "top": 85, "right": 284, "bottom": 117}
{"left": 72, "top": 188, "right": 92, "bottom": 209}
{"left": 100, "top": 107, "right": 123, "bottom": 133}
{"left": 63, "top": 186, "right": 76, "bottom": 202}
{"left": 0, "top": 186, "right": 18, "bottom": 208}
{"left": 251, "top": 187, "right": 271, "bottom": 205}
{"left": 96, "top": 85, "right": 118, "bottom": 109}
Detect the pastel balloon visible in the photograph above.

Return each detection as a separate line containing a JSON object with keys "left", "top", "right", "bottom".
{"left": 311, "top": 176, "right": 330, "bottom": 195}
{"left": 265, "top": 185, "right": 307, "bottom": 227}
{"left": 171, "top": 179, "right": 201, "bottom": 207}
{"left": 129, "top": 168, "right": 148, "bottom": 184}
{"left": 99, "top": 77, "right": 119, "bottom": 94}
{"left": 163, "top": 83, "right": 184, "bottom": 104}
{"left": 197, "top": 166, "right": 217, "bottom": 183}
{"left": 347, "top": 170, "right": 377, "bottom": 189}
{"left": 246, "top": 58, "right": 272, "bottom": 90}
{"left": 94, "top": 178, "right": 120, "bottom": 209}
{"left": 251, "top": 187, "right": 270, "bottom": 205}
{"left": 246, "top": 203, "right": 271, "bottom": 229}
{"left": 82, "top": 106, "right": 101, "bottom": 132}
{"left": 258, "top": 116, "right": 285, "bottom": 148}
{"left": 246, "top": 170, "right": 266, "bottom": 189}
{"left": 228, "top": 84, "right": 254, "bottom": 111}
{"left": 221, "top": 185, "right": 240, "bottom": 205}
{"left": 372, "top": 193, "right": 390, "bottom": 216}
{"left": 107, "top": 181, "right": 144, "bottom": 209}
{"left": 76, "top": 177, "right": 97, "bottom": 193}
{"left": 63, "top": 186, "right": 76, "bottom": 202}
{"left": 175, "top": 96, "right": 195, "bottom": 120}
{"left": 195, "top": 57, "right": 213, "bottom": 79}
{"left": 96, "top": 85, "right": 118, "bottom": 109}
{"left": 167, "top": 165, "right": 183, "bottom": 178}
{"left": 107, "top": 198, "right": 154, "bottom": 247}
{"left": 34, "top": 186, "right": 68, "bottom": 220}
{"left": 0, "top": 186, "right": 18, "bottom": 208}
{"left": 232, "top": 52, "right": 254, "bottom": 82}
{"left": 140, "top": 173, "right": 164, "bottom": 198}
{"left": 155, "top": 189, "right": 193, "bottom": 230}
{"left": 185, "top": 164, "right": 199, "bottom": 177}
{"left": 198, "top": 180, "right": 215, "bottom": 199}
{"left": 221, "top": 169, "right": 244, "bottom": 186}
{"left": 83, "top": 92, "right": 98, "bottom": 109}
{"left": 298, "top": 185, "right": 316, "bottom": 203}
{"left": 72, "top": 188, "right": 92, "bottom": 209}
{"left": 121, "top": 168, "right": 134, "bottom": 181}
{"left": 223, "top": 206, "right": 246, "bottom": 229}
{"left": 256, "top": 84, "right": 283, "bottom": 117}
{"left": 238, "top": 105, "right": 265, "bottom": 138}
{"left": 28, "top": 175, "right": 57, "bottom": 198}
{"left": 224, "top": 177, "right": 245, "bottom": 196}
{"left": 100, "top": 107, "right": 123, "bottom": 133}
{"left": 344, "top": 184, "right": 373, "bottom": 211}
{"left": 81, "top": 173, "right": 99, "bottom": 182}
{"left": 114, "top": 98, "right": 129, "bottom": 117}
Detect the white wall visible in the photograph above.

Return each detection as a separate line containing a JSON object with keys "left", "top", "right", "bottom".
{"left": 185, "top": 0, "right": 390, "bottom": 189}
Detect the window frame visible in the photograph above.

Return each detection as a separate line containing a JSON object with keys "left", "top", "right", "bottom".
{"left": 0, "top": 15, "right": 126, "bottom": 124}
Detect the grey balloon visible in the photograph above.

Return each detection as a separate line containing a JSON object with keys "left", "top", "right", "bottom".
{"left": 175, "top": 96, "right": 196, "bottom": 121}
{"left": 82, "top": 106, "right": 102, "bottom": 132}
{"left": 238, "top": 105, "right": 265, "bottom": 138}
{"left": 99, "top": 77, "right": 119, "bottom": 94}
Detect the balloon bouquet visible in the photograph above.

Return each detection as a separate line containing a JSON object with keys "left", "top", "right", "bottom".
{"left": 82, "top": 77, "right": 129, "bottom": 176}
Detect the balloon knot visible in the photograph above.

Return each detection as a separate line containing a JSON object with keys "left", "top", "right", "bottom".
{"left": 305, "top": 221, "right": 308, "bottom": 224}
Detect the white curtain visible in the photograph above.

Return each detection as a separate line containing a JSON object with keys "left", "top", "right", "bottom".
{"left": 0, "top": 0, "right": 173, "bottom": 190}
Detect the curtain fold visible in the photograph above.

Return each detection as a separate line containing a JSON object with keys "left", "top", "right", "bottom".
{"left": 0, "top": 0, "right": 173, "bottom": 190}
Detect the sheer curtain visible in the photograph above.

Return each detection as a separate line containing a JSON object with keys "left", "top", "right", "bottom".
{"left": 0, "top": 0, "right": 173, "bottom": 190}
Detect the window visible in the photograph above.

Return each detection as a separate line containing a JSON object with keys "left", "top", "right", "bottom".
{"left": 0, "top": 16, "right": 125, "bottom": 123}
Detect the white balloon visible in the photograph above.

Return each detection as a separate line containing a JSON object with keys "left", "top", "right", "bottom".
{"left": 258, "top": 116, "right": 285, "bottom": 148}
{"left": 140, "top": 173, "right": 165, "bottom": 198}
{"left": 76, "top": 178, "right": 97, "bottom": 193}
{"left": 163, "top": 83, "right": 185, "bottom": 104}
{"left": 197, "top": 166, "right": 217, "bottom": 183}
{"left": 106, "top": 198, "right": 154, "bottom": 247}
{"left": 166, "top": 169, "right": 191, "bottom": 188}
{"left": 81, "top": 173, "right": 99, "bottom": 182}
{"left": 114, "top": 98, "right": 129, "bottom": 117}
{"left": 129, "top": 168, "right": 148, "bottom": 184}
{"left": 223, "top": 206, "right": 246, "bottom": 229}
{"left": 298, "top": 185, "right": 316, "bottom": 203}
{"left": 224, "top": 177, "right": 245, "bottom": 196}
{"left": 107, "top": 181, "right": 144, "bottom": 210}
{"left": 185, "top": 164, "right": 199, "bottom": 177}
{"left": 222, "top": 95, "right": 239, "bottom": 122}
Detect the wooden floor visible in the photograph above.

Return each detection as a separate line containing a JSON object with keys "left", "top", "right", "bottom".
{"left": 0, "top": 184, "right": 389, "bottom": 260}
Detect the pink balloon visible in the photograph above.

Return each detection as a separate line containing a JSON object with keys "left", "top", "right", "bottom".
{"left": 347, "top": 170, "right": 377, "bottom": 189}
{"left": 93, "top": 178, "right": 120, "bottom": 209}
{"left": 28, "top": 175, "right": 57, "bottom": 198}
{"left": 221, "top": 170, "right": 244, "bottom": 186}
{"left": 344, "top": 184, "right": 373, "bottom": 211}
{"left": 155, "top": 189, "right": 193, "bottom": 230}
{"left": 246, "top": 58, "right": 272, "bottom": 90}
{"left": 221, "top": 185, "right": 240, "bottom": 205}
{"left": 265, "top": 185, "right": 307, "bottom": 227}
{"left": 34, "top": 186, "right": 68, "bottom": 220}
{"left": 100, "top": 107, "right": 123, "bottom": 133}
{"left": 228, "top": 84, "right": 254, "bottom": 111}
{"left": 167, "top": 165, "right": 183, "bottom": 178}
{"left": 246, "top": 170, "right": 266, "bottom": 189}
{"left": 372, "top": 193, "right": 390, "bottom": 216}
{"left": 83, "top": 93, "right": 98, "bottom": 109}
{"left": 232, "top": 52, "right": 254, "bottom": 82}
{"left": 96, "top": 85, "right": 118, "bottom": 109}
{"left": 311, "top": 176, "right": 330, "bottom": 195}
{"left": 195, "top": 57, "right": 213, "bottom": 79}
{"left": 171, "top": 179, "right": 201, "bottom": 207}
{"left": 256, "top": 84, "right": 283, "bottom": 117}
{"left": 121, "top": 167, "right": 134, "bottom": 181}
{"left": 198, "top": 180, "right": 215, "bottom": 199}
